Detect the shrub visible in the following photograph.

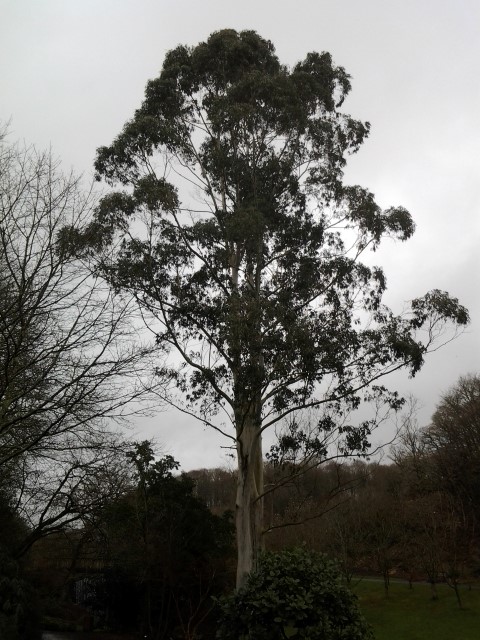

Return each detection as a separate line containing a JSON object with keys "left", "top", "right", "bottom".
{"left": 0, "top": 550, "right": 41, "bottom": 640}
{"left": 217, "top": 547, "right": 372, "bottom": 640}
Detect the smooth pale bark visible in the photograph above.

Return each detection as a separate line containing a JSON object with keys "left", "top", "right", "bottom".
{"left": 235, "top": 415, "right": 264, "bottom": 589}
{"left": 229, "top": 229, "right": 266, "bottom": 589}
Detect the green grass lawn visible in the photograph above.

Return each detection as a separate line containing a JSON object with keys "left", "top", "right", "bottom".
{"left": 352, "top": 580, "right": 480, "bottom": 640}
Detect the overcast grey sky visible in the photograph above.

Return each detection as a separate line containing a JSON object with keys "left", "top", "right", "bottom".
{"left": 1, "top": 0, "right": 479, "bottom": 469}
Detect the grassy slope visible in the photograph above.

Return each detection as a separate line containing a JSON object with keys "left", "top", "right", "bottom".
{"left": 353, "top": 580, "right": 480, "bottom": 640}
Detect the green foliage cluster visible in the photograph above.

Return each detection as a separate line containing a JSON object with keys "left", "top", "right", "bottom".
{"left": 73, "top": 27, "right": 469, "bottom": 442}
{"left": 217, "top": 547, "right": 372, "bottom": 640}
{"left": 0, "top": 552, "right": 40, "bottom": 640}
{"left": 94, "top": 443, "right": 234, "bottom": 637}
{"left": 0, "top": 492, "right": 40, "bottom": 640}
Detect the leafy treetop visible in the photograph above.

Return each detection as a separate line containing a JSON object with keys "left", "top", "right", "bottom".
{"left": 64, "top": 29, "right": 468, "bottom": 437}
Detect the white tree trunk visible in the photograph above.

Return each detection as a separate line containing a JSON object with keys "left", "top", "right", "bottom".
{"left": 235, "top": 417, "right": 264, "bottom": 589}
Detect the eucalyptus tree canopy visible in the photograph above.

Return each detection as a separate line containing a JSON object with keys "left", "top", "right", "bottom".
{"left": 70, "top": 29, "right": 468, "bottom": 587}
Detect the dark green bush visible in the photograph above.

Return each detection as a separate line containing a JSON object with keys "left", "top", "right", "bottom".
{"left": 0, "top": 550, "right": 41, "bottom": 640}
{"left": 217, "top": 547, "right": 372, "bottom": 640}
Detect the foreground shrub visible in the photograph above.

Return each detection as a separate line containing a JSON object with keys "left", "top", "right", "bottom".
{"left": 217, "top": 547, "right": 372, "bottom": 640}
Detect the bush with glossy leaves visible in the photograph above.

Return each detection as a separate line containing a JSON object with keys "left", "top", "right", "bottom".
{"left": 217, "top": 547, "right": 372, "bottom": 640}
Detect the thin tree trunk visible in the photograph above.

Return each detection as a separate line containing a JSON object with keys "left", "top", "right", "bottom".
{"left": 453, "top": 583, "right": 463, "bottom": 610}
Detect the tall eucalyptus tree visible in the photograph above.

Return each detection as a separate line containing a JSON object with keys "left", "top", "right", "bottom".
{"left": 71, "top": 30, "right": 468, "bottom": 586}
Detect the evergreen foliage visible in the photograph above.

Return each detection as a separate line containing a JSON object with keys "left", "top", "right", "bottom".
{"left": 217, "top": 547, "right": 373, "bottom": 640}
{"left": 0, "top": 494, "right": 41, "bottom": 640}
{"left": 96, "top": 443, "right": 234, "bottom": 637}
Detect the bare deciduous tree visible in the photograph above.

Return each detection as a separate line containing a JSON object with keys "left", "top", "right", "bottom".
{"left": 0, "top": 131, "right": 161, "bottom": 551}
